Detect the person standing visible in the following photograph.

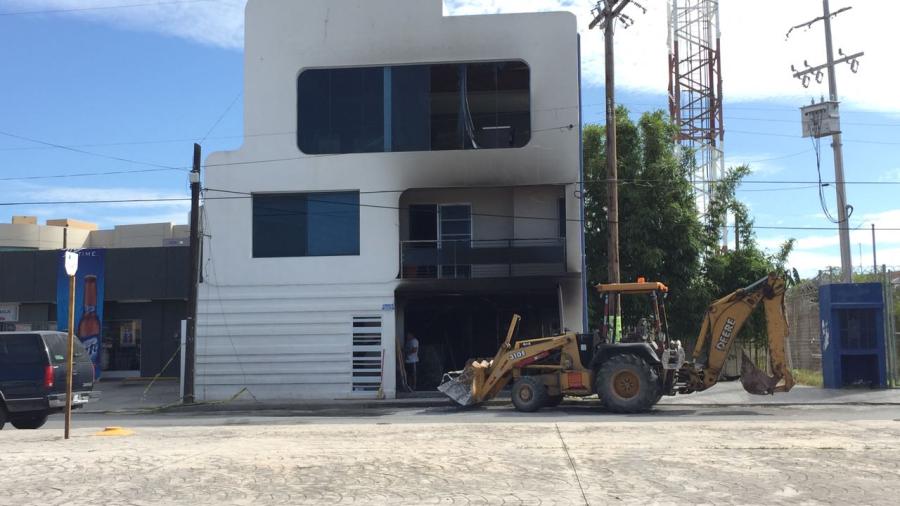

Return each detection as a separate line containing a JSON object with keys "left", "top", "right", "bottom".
{"left": 404, "top": 332, "right": 419, "bottom": 391}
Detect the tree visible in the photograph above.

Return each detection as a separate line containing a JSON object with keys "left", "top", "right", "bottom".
{"left": 583, "top": 108, "right": 796, "bottom": 347}
{"left": 583, "top": 108, "right": 707, "bottom": 339}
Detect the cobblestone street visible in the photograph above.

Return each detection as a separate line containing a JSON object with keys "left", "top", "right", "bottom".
{"left": 2, "top": 418, "right": 899, "bottom": 505}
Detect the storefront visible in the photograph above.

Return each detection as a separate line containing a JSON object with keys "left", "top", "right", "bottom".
{"left": 0, "top": 248, "right": 188, "bottom": 378}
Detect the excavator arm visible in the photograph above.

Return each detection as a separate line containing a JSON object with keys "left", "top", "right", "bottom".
{"left": 682, "top": 274, "right": 795, "bottom": 395}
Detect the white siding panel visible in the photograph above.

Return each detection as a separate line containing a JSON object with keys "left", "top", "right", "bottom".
{"left": 196, "top": 282, "right": 395, "bottom": 401}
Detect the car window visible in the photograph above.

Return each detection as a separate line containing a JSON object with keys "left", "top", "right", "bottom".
{"left": 0, "top": 334, "right": 47, "bottom": 367}
{"left": 43, "top": 334, "right": 68, "bottom": 364}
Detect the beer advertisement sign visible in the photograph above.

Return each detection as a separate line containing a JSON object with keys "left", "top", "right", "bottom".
{"left": 57, "top": 249, "right": 105, "bottom": 379}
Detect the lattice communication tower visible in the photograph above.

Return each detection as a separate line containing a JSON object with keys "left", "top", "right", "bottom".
{"left": 668, "top": 0, "right": 724, "bottom": 217}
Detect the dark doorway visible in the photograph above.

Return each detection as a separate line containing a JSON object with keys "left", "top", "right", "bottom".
{"left": 401, "top": 293, "right": 559, "bottom": 390}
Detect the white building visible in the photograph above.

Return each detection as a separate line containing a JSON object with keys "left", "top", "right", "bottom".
{"left": 198, "top": 0, "right": 585, "bottom": 400}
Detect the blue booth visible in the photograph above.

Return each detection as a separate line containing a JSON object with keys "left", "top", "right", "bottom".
{"left": 819, "top": 283, "right": 887, "bottom": 388}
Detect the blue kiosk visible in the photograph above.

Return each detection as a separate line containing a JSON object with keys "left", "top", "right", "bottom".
{"left": 819, "top": 283, "right": 887, "bottom": 388}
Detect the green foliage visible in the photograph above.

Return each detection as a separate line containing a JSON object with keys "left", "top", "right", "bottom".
{"left": 583, "top": 109, "right": 705, "bottom": 339}
{"left": 582, "top": 108, "right": 796, "bottom": 346}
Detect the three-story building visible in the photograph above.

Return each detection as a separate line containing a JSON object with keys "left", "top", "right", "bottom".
{"left": 198, "top": 0, "right": 586, "bottom": 400}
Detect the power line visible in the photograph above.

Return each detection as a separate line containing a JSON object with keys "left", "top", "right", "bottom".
{"left": 0, "top": 167, "right": 183, "bottom": 182}
{"left": 0, "top": 0, "right": 218, "bottom": 17}
{"left": 199, "top": 91, "right": 243, "bottom": 144}
{"left": 0, "top": 130, "right": 187, "bottom": 171}
{"left": 0, "top": 191, "right": 897, "bottom": 232}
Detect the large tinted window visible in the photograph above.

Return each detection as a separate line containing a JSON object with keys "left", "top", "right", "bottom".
{"left": 253, "top": 192, "right": 360, "bottom": 258}
{"left": 298, "top": 61, "right": 530, "bottom": 154}
{"left": 0, "top": 335, "right": 45, "bottom": 367}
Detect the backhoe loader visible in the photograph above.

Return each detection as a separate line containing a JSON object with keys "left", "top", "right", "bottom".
{"left": 438, "top": 274, "right": 795, "bottom": 413}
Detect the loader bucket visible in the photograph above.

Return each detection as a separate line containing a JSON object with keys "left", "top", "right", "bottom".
{"left": 739, "top": 350, "right": 781, "bottom": 395}
{"left": 438, "top": 369, "right": 476, "bottom": 406}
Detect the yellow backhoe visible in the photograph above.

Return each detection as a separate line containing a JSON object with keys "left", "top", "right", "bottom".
{"left": 438, "top": 274, "right": 795, "bottom": 413}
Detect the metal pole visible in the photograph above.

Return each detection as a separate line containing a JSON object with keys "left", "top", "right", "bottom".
{"left": 184, "top": 143, "right": 201, "bottom": 404}
{"left": 64, "top": 274, "right": 75, "bottom": 440}
{"left": 822, "top": 0, "right": 853, "bottom": 283}
{"left": 604, "top": 4, "right": 621, "bottom": 285}
{"left": 872, "top": 224, "right": 877, "bottom": 274}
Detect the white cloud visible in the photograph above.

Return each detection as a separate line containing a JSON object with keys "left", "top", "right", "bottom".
{"left": 2, "top": 182, "right": 190, "bottom": 228}
{"left": 880, "top": 168, "right": 900, "bottom": 182}
{"left": 761, "top": 209, "right": 900, "bottom": 276}
{"left": 7, "top": 0, "right": 896, "bottom": 111}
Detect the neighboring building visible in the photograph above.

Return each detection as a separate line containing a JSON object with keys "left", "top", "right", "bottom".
{"left": 199, "top": 0, "right": 585, "bottom": 400}
{"left": 0, "top": 217, "right": 189, "bottom": 378}
{"left": 0, "top": 216, "right": 189, "bottom": 250}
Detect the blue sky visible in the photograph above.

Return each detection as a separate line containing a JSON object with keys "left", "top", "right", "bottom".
{"left": 0, "top": 0, "right": 897, "bottom": 276}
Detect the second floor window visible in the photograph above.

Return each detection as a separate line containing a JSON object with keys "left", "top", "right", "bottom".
{"left": 298, "top": 60, "right": 531, "bottom": 155}
{"left": 252, "top": 192, "right": 360, "bottom": 258}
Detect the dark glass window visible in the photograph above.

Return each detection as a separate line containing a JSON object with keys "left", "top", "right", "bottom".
{"left": 298, "top": 68, "right": 384, "bottom": 155}
{"left": 253, "top": 192, "right": 360, "bottom": 258}
{"left": 298, "top": 61, "right": 530, "bottom": 154}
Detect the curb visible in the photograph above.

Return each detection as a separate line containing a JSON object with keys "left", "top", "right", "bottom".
{"left": 81, "top": 398, "right": 900, "bottom": 416}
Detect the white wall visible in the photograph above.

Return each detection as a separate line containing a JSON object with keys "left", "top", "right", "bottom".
{"left": 198, "top": 0, "right": 584, "bottom": 401}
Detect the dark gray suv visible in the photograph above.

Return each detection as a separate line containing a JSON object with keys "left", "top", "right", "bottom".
{"left": 0, "top": 332, "right": 95, "bottom": 430}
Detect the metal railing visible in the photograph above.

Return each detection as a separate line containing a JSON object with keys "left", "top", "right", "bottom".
{"left": 400, "top": 238, "right": 567, "bottom": 279}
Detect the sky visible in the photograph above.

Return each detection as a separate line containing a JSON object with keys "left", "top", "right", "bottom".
{"left": 0, "top": 0, "right": 897, "bottom": 278}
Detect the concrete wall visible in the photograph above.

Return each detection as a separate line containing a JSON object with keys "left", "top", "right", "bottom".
{"left": 199, "top": 0, "right": 584, "bottom": 401}
{"left": 0, "top": 222, "right": 188, "bottom": 250}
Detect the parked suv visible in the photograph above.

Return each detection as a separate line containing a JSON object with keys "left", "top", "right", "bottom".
{"left": 0, "top": 332, "right": 95, "bottom": 430}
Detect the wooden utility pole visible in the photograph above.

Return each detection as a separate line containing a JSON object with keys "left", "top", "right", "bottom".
{"left": 590, "top": 1, "right": 645, "bottom": 285}
{"left": 184, "top": 143, "right": 201, "bottom": 404}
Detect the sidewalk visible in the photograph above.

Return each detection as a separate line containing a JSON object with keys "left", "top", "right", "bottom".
{"left": 85, "top": 378, "right": 900, "bottom": 415}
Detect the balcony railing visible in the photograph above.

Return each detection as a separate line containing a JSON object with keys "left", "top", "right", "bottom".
{"left": 400, "top": 238, "right": 567, "bottom": 279}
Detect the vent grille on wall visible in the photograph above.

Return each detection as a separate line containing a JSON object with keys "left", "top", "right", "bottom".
{"left": 352, "top": 316, "right": 383, "bottom": 394}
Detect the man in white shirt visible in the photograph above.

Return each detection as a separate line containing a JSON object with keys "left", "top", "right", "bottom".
{"left": 405, "top": 332, "right": 419, "bottom": 391}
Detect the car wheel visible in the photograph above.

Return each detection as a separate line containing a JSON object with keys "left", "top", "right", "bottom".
{"left": 595, "top": 354, "right": 660, "bottom": 414}
{"left": 0, "top": 404, "right": 7, "bottom": 430}
{"left": 10, "top": 412, "right": 49, "bottom": 430}
{"left": 511, "top": 376, "right": 548, "bottom": 413}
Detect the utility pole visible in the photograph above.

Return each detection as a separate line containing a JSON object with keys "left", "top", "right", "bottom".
{"left": 871, "top": 224, "right": 877, "bottom": 274}
{"left": 184, "top": 143, "right": 201, "bottom": 404}
{"left": 590, "top": 0, "right": 645, "bottom": 285}
{"left": 789, "top": 0, "right": 864, "bottom": 284}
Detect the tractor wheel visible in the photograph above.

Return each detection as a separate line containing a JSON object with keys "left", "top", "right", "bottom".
{"left": 545, "top": 395, "right": 564, "bottom": 408}
{"left": 511, "top": 376, "right": 549, "bottom": 413}
{"left": 595, "top": 354, "right": 660, "bottom": 413}
{"left": 10, "top": 412, "right": 49, "bottom": 430}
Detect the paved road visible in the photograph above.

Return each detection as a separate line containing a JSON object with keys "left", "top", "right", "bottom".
{"left": 2, "top": 406, "right": 899, "bottom": 505}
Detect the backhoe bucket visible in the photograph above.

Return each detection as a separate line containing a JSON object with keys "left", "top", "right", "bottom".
{"left": 740, "top": 350, "right": 782, "bottom": 395}
{"left": 438, "top": 369, "right": 476, "bottom": 406}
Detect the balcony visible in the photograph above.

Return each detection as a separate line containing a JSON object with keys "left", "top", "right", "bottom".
{"left": 400, "top": 238, "right": 567, "bottom": 280}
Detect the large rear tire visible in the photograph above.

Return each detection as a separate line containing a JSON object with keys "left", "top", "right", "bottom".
{"left": 595, "top": 354, "right": 660, "bottom": 413}
{"left": 511, "top": 376, "right": 548, "bottom": 413}
{"left": 10, "top": 412, "right": 49, "bottom": 430}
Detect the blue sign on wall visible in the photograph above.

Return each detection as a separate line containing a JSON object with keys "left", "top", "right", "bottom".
{"left": 57, "top": 249, "right": 105, "bottom": 379}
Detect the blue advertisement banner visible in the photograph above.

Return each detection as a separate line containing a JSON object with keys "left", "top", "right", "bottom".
{"left": 57, "top": 249, "right": 105, "bottom": 379}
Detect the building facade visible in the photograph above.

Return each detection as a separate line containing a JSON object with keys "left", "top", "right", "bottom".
{"left": 199, "top": 0, "right": 585, "bottom": 400}
{"left": 0, "top": 217, "right": 189, "bottom": 378}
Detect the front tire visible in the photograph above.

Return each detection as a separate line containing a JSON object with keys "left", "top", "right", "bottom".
{"left": 511, "top": 376, "right": 548, "bottom": 412}
{"left": 596, "top": 354, "right": 660, "bottom": 413}
{"left": 10, "top": 412, "right": 49, "bottom": 430}
{"left": 0, "top": 404, "right": 7, "bottom": 430}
